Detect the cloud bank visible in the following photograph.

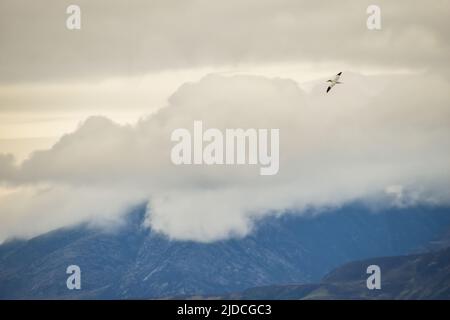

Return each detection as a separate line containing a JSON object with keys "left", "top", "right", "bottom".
{"left": 0, "top": 72, "right": 449, "bottom": 242}
{"left": 1, "top": 0, "right": 449, "bottom": 83}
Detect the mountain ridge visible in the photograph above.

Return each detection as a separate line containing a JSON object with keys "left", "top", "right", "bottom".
{"left": 1, "top": 203, "right": 450, "bottom": 299}
{"left": 213, "top": 246, "right": 450, "bottom": 300}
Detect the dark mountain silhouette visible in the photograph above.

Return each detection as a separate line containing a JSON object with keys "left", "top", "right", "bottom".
{"left": 1, "top": 203, "right": 450, "bottom": 299}
{"left": 217, "top": 246, "right": 450, "bottom": 300}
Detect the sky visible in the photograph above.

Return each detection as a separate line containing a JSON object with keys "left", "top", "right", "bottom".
{"left": 0, "top": 0, "right": 449, "bottom": 242}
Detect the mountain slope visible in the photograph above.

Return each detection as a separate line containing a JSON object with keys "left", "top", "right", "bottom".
{"left": 222, "top": 246, "right": 450, "bottom": 300}
{"left": 319, "top": 246, "right": 450, "bottom": 299}
{"left": 1, "top": 204, "right": 450, "bottom": 299}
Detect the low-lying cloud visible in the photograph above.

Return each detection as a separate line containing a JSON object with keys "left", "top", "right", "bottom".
{"left": 0, "top": 72, "right": 449, "bottom": 242}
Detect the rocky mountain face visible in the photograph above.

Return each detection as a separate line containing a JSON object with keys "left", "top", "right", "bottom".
{"left": 1, "top": 203, "right": 450, "bottom": 299}
{"left": 221, "top": 246, "right": 450, "bottom": 300}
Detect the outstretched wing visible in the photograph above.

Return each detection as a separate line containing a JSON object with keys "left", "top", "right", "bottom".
{"left": 326, "top": 82, "right": 336, "bottom": 93}
{"left": 334, "top": 72, "right": 342, "bottom": 82}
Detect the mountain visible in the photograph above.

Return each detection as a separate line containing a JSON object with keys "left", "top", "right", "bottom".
{"left": 1, "top": 203, "right": 450, "bottom": 299}
{"left": 220, "top": 246, "right": 450, "bottom": 300}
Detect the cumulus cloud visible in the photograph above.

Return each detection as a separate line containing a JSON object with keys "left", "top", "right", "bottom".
{"left": 0, "top": 72, "right": 450, "bottom": 242}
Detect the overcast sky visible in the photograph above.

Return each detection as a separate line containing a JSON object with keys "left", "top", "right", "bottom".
{"left": 0, "top": 1, "right": 449, "bottom": 242}
{"left": 1, "top": 0, "right": 449, "bottom": 145}
{"left": 1, "top": 0, "right": 449, "bottom": 82}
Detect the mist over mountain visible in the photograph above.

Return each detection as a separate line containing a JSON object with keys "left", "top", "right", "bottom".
{"left": 2, "top": 72, "right": 450, "bottom": 244}
{"left": 1, "top": 203, "right": 449, "bottom": 299}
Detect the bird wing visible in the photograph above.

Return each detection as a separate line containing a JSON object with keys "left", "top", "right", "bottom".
{"left": 326, "top": 83, "right": 334, "bottom": 93}
{"left": 334, "top": 72, "right": 342, "bottom": 82}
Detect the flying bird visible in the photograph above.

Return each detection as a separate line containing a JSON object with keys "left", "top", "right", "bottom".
{"left": 326, "top": 72, "right": 343, "bottom": 93}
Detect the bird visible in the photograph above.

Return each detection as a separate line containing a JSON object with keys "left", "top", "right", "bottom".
{"left": 326, "top": 72, "right": 343, "bottom": 93}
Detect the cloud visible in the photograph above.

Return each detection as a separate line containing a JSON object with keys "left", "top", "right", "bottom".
{"left": 0, "top": 154, "right": 16, "bottom": 180}
{"left": 0, "top": 72, "right": 450, "bottom": 242}
{"left": 0, "top": 184, "right": 146, "bottom": 242}
{"left": 1, "top": 0, "right": 449, "bottom": 83}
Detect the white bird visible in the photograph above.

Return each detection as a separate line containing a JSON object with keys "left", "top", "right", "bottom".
{"left": 326, "top": 72, "right": 343, "bottom": 93}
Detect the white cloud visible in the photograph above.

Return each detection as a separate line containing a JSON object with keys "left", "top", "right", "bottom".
{"left": 0, "top": 72, "right": 449, "bottom": 242}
